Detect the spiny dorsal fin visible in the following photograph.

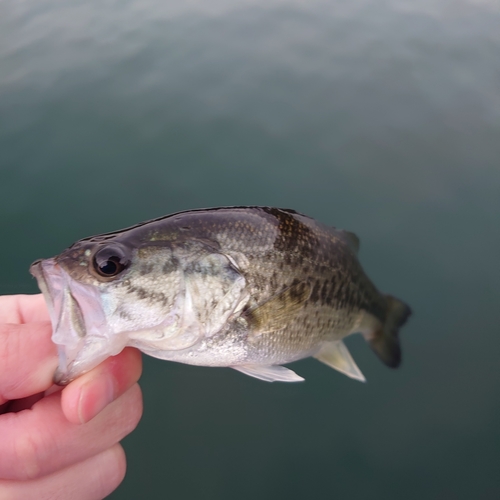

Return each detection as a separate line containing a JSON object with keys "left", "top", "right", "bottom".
{"left": 314, "top": 340, "right": 366, "bottom": 382}
{"left": 245, "top": 280, "right": 311, "bottom": 335}
{"left": 342, "top": 230, "right": 360, "bottom": 254}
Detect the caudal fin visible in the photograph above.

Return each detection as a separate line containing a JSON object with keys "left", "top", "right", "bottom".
{"left": 368, "top": 296, "right": 412, "bottom": 368}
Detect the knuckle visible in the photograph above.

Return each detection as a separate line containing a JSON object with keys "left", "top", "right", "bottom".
{"left": 0, "top": 485, "right": 18, "bottom": 500}
{"left": 0, "top": 326, "right": 19, "bottom": 390}
{"left": 93, "top": 445, "right": 127, "bottom": 499}
{"left": 111, "top": 383, "right": 143, "bottom": 442}
{"left": 13, "top": 432, "right": 42, "bottom": 480}
{"left": 107, "top": 445, "right": 127, "bottom": 488}
{"left": 125, "top": 384, "right": 143, "bottom": 432}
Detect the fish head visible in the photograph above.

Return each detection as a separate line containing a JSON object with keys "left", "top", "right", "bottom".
{"left": 30, "top": 234, "right": 190, "bottom": 385}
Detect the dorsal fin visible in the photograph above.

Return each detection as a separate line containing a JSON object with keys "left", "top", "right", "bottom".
{"left": 341, "top": 230, "right": 360, "bottom": 253}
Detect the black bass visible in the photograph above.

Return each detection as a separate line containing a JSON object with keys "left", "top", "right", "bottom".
{"left": 30, "top": 207, "right": 411, "bottom": 385}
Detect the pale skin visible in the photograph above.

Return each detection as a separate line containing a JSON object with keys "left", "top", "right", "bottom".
{"left": 0, "top": 295, "right": 143, "bottom": 500}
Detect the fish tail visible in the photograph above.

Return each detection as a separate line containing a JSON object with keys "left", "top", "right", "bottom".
{"left": 367, "top": 295, "right": 412, "bottom": 368}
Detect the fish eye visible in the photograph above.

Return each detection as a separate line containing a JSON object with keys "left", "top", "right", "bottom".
{"left": 92, "top": 245, "right": 130, "bottom": 278}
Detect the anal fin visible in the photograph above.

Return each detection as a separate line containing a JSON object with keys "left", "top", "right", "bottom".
{"left": 232, "top": 364, "right": 305, "bottom": 382}
{"left": 314, "top": 341, "right": 366, "bottom": 382}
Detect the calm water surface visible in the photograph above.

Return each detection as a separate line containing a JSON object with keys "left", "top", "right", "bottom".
{"left": 1, "top": 0, "right": 499, "bottom": 498}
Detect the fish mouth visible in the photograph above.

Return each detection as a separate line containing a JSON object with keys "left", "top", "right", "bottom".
{"left": 30, "top": 259, "right": 125, "bottom": 385}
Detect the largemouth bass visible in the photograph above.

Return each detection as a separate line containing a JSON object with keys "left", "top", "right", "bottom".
{"left": 30, "top": 207, "right": 411, "bottom": 385}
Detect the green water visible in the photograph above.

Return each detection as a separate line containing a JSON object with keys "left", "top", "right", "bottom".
{"left": 1, "top": 0, "right": 499, "bottom": 498}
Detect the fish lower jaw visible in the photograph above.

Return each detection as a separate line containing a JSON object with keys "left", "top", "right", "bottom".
{"left": 53, "top": 335, "right": 129, "bottom": 385}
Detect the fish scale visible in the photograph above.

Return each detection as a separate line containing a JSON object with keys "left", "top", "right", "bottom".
{"left": 30, "top": 206, "right": 412, "bottom": 384}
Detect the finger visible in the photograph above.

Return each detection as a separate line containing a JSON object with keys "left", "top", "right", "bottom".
{"left": 0, "top": 322, "right": 57, "bottom": 405}
{"left": 61, "top": 347, "right": 143, "bottom": 424}
{"left": 0, "top": 294, "right": 50, "bottom": 324}
{"left": 0, "top": 443, "right": 126, "bottom": 500}
{"left": 0, "top": 384, "right": 142, "bottom": 481}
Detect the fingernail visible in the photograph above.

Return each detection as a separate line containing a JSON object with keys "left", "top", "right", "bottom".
{"left": 78, "top": 377, "right": 116, "bottom": 424}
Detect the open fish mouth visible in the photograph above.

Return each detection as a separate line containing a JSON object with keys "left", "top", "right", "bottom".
{"left": 30, "top": 259, "right": 124, "bottom": 385}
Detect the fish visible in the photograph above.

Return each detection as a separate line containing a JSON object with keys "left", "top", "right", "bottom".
{"left": 30, "top": 206, "right": 412, "bottom": 385}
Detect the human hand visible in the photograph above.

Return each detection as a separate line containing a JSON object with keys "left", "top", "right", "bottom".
{"left": 0, "top": 294, "right": 143, "bottom": 499}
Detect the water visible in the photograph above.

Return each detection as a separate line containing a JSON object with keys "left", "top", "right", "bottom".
{"left": 1, "top": 0, "right": 499, "bottom": 498}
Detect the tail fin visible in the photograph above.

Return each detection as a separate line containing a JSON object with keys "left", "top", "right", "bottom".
{"left": 368, "top": 296, "right": 412, "bottom": 368}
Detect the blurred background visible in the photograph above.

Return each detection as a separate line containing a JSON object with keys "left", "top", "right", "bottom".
{"left": 1, "top": 0, "right": 499, "bottom": 498}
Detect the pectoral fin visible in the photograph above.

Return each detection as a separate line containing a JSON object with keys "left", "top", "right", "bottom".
{"left": 232, "top": 364, "right": 305, "bottom": 382}
{"left": 314, "top": 341, "right": 366, "bottom": 382}
{"left": 245, "top": 280, "right": 311, "bottom": 335}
